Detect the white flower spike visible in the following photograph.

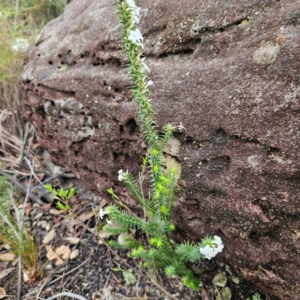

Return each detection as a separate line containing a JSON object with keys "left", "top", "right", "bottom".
{"left": 118, "top": 169, "right": 124, "bottom": 181}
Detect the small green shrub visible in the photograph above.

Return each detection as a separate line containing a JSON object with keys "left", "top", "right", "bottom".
{"left": 102, "top": 0, "right": 225, "bottom": 291}
{"left": 44, "top": 184, "right": 74, "bottom": 211}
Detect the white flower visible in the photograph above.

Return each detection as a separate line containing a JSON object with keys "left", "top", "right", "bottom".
{"left": 99, "top": 208, "right": 107, "bottom": 219}
{"left": 213, "top": 235, "right": 224, "bottom": 252}
{"left": 11, "top": 37, "right": 29, "bottom": 52}
{"left": 126, "top": 0, "right": 141, "bottom": 24}
{"left": 142, "top": 63, "right": 150, "bottom": 73}
{"left": 147, "top": 80, "right": 153, "bottom": 86}
{"left": 141, "top": 57, "right": 150, "bottom": 73}
{"left": 200, "top": 245, "right": 218, "bottom": 260}
{"left": 200, "top": 235, "right": 224, "bottom": 260}
{"left": 118, "top": 169, "right": 124, "bottom": 181}
{"left": 128, "top": 28, "right": 143, "bottom": 47}
{"left": 126, "top": 0, "right": 137, "bottom": 8}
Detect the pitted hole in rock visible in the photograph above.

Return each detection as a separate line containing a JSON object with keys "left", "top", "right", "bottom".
{"left": 48, "top": 61, "right": 53, "bottom": 65}
{"left": 119, "top": 125, "right": 124, "bottom": 134}
{"left": 35, "top": 105, "right": 46, "bottom": 118}
{"left": 58, "top": 54, "right": 62, "bottom": 58}
{"left": 249, "top": 231, "right": 258, "bottom": 240}
{"left": 206, "top": 217, "right": 214, "bottom": 225}
{"left": 113, "top": 152, "right": 118, "bottom": 160}
{"left": 200, "top": 159, "right": 208, "bottom": 165}
{"left": 184, "top": 135, "right": 194, "bottom": 143}
{"left": 260, "top": 202, "right": 271, "bottom": 216}
{"left": 80, "top": 51, "right": 90, "bottom": 58}
{"left": 125, "top": 118, "right": 137, "bottom": 134}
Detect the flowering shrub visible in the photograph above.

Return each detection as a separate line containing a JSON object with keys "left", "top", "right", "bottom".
{"left": 104, "top": 0, "right": 224, "bottom": 291}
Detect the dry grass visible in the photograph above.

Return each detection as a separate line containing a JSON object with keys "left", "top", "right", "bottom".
{"left": 0, "top": 80, "right": 36, "bottom": 171}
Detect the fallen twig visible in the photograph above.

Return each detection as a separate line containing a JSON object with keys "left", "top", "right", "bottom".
{"left": 38, "top": 292, "right": 88, "bottom": 300}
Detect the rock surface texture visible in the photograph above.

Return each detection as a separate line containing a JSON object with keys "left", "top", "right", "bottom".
{"left": 20, "top": 0, "right": 300, "bottom": 298}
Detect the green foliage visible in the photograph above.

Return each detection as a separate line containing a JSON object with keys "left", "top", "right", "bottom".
{"left": 247, "top": 293, "right": 262, "bottom": 300}
{"left": 44, "top": 184, "right": 74, "bottom": 211}
{"left": 0, "top": 0, "right": 68, "bottom": 81}
{"left": 108, "top": 235, "right": 142, "bottom": 249}
{"left": 0, "top": 176, "right": 43, "bottom": 283}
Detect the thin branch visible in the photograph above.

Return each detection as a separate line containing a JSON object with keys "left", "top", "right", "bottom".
{"left": 22, "top": 259, "right": 90, "bottom": 300}
{"left": 38, "top": 292, "right": 88, "bottom": 300}
{"left": 0, "top": 170, "right": 46, "bottom": 206}
{"left": 48, "top": 258, "right": 89, "bottom": 286}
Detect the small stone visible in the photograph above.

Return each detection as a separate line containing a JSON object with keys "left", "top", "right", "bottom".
{"left": 216, "top": 287, "right": 232, "bottom": 300}
{"left": 212, "top": 273, "right": 227, "bottom": 287}
{"left": 232, "top": 277, "right": 240, "bottom": 284}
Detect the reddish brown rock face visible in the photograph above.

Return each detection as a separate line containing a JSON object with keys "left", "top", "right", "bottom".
{"left": 20, "top": 0, "right": 300, "bottom": 298}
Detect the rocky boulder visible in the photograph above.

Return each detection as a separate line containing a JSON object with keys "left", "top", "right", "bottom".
{"left": 20, "top": 0, "right": 300, "bottom": 298}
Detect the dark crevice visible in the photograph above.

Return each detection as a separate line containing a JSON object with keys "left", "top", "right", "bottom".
{"left": 157, "top": 40, "right": 200, "bottom": 58}
{"left": 119, "top": 124, "right": 124, "bottom": 134}
{"left": 92, "top": 56, "right": 122, "bottom": 67}
{"left": 154, "top": 16, "right": 249, "bottom": 59}
{"left": 207, "top": 188, "right": 226, "bottom": 198}
{"left": 36, "top": 83, "right": 76, "bottom": 97}
{"left": 35, "top": 105, "right": 46, "bottom": 118}
{"left": 192, "top": 17, "right": 249, "bottom": 36}
{"left": 125, "top": 118, "right": 138, "bottom": 134}
{"left": 113, "top": 152, "right": 118, "bottom": 160}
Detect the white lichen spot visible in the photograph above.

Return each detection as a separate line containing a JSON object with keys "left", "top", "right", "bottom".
{"left": 247, "top": 155, "right": 260, "bottom": 168}
{"left": 253, "top": 42, "right": 280, "bottom": 65}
